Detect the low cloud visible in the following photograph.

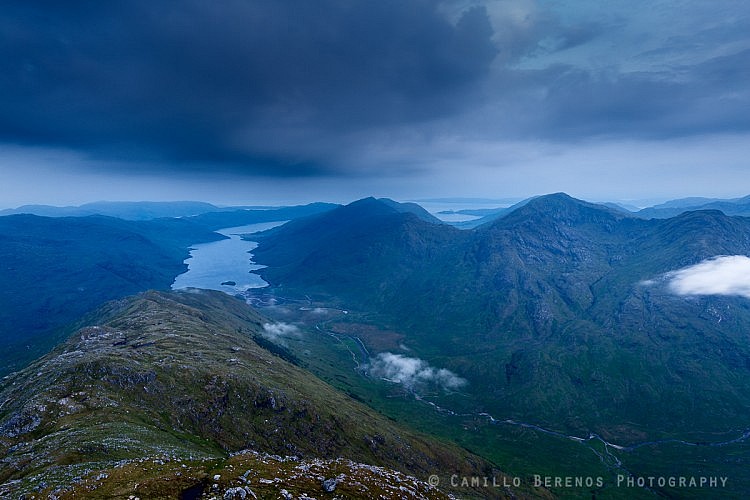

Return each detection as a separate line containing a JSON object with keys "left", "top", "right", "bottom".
{"left": 666, "top": 255, "right": 750, "bottom": 298}
{"left": 367, "top": 352, "right": 467, "bottom": 392}
{"left": 261, "top": 322, "right": 301, "bottom": 344}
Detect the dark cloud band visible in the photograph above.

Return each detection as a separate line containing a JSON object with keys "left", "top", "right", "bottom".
{"left": 1, "top": 1, "right": 748, "bottom": 179}
{"left": 0, "top": 1, "right": 495, "bottom": 176}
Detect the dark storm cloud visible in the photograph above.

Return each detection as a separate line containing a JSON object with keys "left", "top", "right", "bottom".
{"left": 0, "top": 0, "right": 496, "bottom": 175}
{"left": 1, "top": 0, "right": 749, "bottom": 179}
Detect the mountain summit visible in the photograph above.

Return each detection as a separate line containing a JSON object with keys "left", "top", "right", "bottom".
{"left": 489, "top": 192, "right": 635, "bottom": 228}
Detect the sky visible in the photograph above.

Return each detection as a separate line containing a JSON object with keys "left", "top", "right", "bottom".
{"left": 1, "top": 0, "right": 749, "bottom": 207}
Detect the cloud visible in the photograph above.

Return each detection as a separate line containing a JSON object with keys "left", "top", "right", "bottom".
{"left": 0, "top": 1, "right": 496, "bottom": 177}
{"left": 366, "top": 352, "right": 466, "bottom": 391}
{"left": 461, "top": 0, "right": 750, "bottom": 142}
{"left": 261, "top": 322, "right": 301, "bottom": 343}
{"left": 529, "top": 49, "right": 750, "bottom": 140}
{"left": 667, "top": 255, "right": 750, "bottom": 298}
{"left": 1, "top": 0, "right": 749, "bottom": 189}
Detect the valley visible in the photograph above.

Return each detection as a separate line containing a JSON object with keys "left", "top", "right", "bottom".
{"left": 244, "top": 194, "right": 750, "bottom": 498}
{"left": 3, "top": 2, "right": 748, "bottom": 497}
{"left": 2, "top": 194, "right": 750, "bottom": 498}
{"left": 239, "top": 286, "right": 750, "bottom": 498}
{"left": 0, "top": 203, "right": 334, "bottom": 377}
{"left": 1, "top": 290, "right": 523, "bottom": 499}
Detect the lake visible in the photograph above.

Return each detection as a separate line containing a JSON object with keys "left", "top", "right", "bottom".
{"left": 171, "top": 221, "right": 286, "bottom": 293}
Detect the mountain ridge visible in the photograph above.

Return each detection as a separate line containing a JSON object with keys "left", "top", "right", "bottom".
{"left": 0, "top": 201, "right": 223, "bottom": 220}
{"left": 0, "top": 289, "right": 523, "bottom": 499}
{"left": 251, "top": 193, "right": 750, "bottom": 443}
{"left": 638, "top": 194, "right": 750, "bottom": 219}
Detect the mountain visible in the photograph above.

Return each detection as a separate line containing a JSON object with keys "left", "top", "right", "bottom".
{"left": 4, "top": 193, "right": 749, "bottom": 497}
{"left": 0, "top": 201, "right": 340, "bottom": 226}
{"left": 186, "top": 202, "right": 339, "bottom": 231}
{"left": 377, "top": 198, "right": 444, "bottom": 224}
{"left": 0, "top": 201, "right": 223, "bottom": 220}
{"left": 251, "top": 193, "right": 750, "bottom": 446}
{"left": 638, "top": 194, "right": 750, "bottom": 218}
{"left": 647, "top": 196, "right": 725, "bottom": 209}
{"left": 599, "top": 202, "right": 637, "bottom": 213}
{"left": 0, "top": 290, "right": 525, "bottom": 499}
{"left": 448, "top": 197, "right": 537, "bottom": 229}
{"left": 442, "top": 197, "right": 639, "bottom": 229}
{"left": 251, "top": 197, "right": 462, "bottom": 301}
{"left": 0, "top": 204, "right": 339, "bottom": 378}
{"left": 0, "top": 214, "right": 223, "bottom": 376}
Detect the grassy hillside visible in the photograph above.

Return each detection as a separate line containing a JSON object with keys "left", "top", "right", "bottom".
{"left": 0, "top": 290, "right": 537, "bottom": 499}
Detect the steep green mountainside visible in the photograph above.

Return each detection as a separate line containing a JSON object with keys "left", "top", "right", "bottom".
{"left": 0, "top": 290, "right": 528, "bottom": 499}
{"left": 252, "top": 197, "right": 461, "bottom": 298}
{"left": 251, "top": 194, "right": 750, "bottom": 442}
{"left": 0, "top": 215, "right": 223, "bottom": 376}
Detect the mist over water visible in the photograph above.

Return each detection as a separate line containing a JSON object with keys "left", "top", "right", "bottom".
{"left": 171, "top": 221, "right": 286, "bottom": 293}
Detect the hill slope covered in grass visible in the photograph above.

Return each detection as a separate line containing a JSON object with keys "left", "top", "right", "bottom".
{"left": 0, "top": 290, "right": 532, "bottom": 499}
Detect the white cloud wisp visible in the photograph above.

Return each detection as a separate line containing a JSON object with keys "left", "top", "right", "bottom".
{"left": 667, "top": 255, "right": 750, "bottom": 298}
{"left": 261, "top": 322, "right": 302, "bottom": 344}
{"left": 366, "top": 352, "right": 467, "bottom": 392}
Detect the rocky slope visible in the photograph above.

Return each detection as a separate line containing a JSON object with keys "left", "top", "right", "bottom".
{"left": 0, "top": 290, "right": 531, "bottom": 499}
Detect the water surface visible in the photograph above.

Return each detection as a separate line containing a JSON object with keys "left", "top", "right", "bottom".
{"left": 171, "top": 221, "right": 285, "bottom": 293}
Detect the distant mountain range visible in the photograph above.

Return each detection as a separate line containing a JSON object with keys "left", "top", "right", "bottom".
{"left": 636, "top": 195, "right": 750, "bottom": 218}
{"left": 0, "top": 200, "right": 340, "bottom": 222}
{"left": 252, "top": 194, "right": 750, "bottom": 444}
{"left": 435, "top": 194, "right": 750, "bottom": 228}
{"left": 0, "top": 201, "right": 227, "bottom": 220}
{"left": 5, "top": 194, "right": 750, "bottom": 225}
